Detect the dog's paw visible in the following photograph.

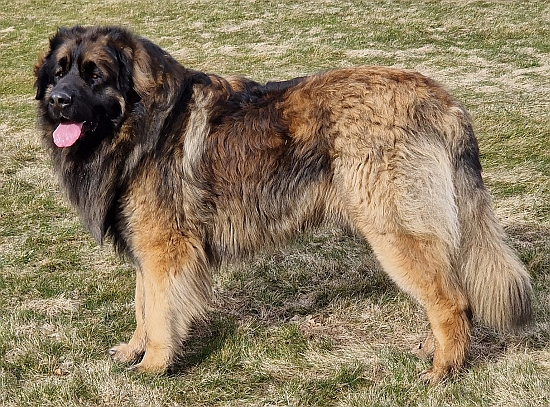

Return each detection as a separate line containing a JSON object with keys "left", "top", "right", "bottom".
{"left": 128, "top": 351, "right": 169, "bottom": 374}
{"left": 419, "top": 367, "right": 449, "bottom": 385}
{"left": 412, "top": 332, "right": 435, "bottom": 360}
{"left": 108, "top": 343, "right": 143, "bottom": 364}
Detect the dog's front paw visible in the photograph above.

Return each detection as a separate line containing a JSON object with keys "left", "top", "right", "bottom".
{"left": 128, "top": 349, "right": 170, "bottom": 374}
{"left": 108, "top": 343, "right": 143, "bottom": 365}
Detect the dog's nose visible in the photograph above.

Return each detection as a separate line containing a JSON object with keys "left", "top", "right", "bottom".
{"left": 49, "top": 89, "right": 72, "bottom": 108}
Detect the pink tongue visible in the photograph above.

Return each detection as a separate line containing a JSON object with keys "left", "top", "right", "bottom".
{"left": 53, "top": 122, "right": 84, "bottom": 147}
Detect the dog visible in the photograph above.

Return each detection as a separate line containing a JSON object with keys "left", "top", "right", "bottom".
{"left": 34, "top": 25, "right": 532, "bottom": 383}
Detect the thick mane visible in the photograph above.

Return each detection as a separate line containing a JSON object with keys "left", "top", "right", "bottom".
{"left": 36, "top": 27, "right": 209, "bottom": 245}
{"left": 37, "top": 26, "right": 306, "bottom": 251}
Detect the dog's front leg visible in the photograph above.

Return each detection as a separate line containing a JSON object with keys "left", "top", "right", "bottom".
{"left": 126, "top": 234, "right": 211, "bottom": 373}
{"left": 109, "top": 268, "right": 146, "bottom": 365}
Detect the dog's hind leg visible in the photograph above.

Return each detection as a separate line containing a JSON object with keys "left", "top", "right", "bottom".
{"left": 363, "top": 231, "right": 471, "bottom": 383}
{"left": 341, "top": 143, "right": 471, "bottom": 383}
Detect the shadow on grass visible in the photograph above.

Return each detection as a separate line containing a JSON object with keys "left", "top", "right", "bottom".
{"left": 168, "top": 224, "right": 549, "bottom": 374}
{"left": 169, "top": 228, "right": 396, "bottom": 374}
{"left": 211, "top": 229, "right": 400, "bottom": 325}
{"left": 169, "top": 314, "right": 238, "bottom": 375}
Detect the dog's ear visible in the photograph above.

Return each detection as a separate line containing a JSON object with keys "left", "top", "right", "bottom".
{"left": 108, "top": 28, "right": 190, "bottom": 109}
{"left": 108, "top": 29, "right": 159, "bottom": 105}
{"left": 34, "top": 26, "right": 87, "bottom": 100}
{"left": 128, "top": 41, "right": 157, "bottom": 103}
{"left": 113, "top": 44, "right": 141, "bottom": 105}
{"left": 34, "top": 53, "right": 49, "bottom": 100}
{"left": 34, "top": 29, "right": 62, "bottom": 100}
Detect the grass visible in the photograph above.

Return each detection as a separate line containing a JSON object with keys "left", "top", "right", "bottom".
{"left": 0, "top": 0, "right": 549, "bottom": 405}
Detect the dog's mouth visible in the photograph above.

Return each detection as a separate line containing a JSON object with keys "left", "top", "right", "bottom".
{"left": 52, "top": 120, "right": 98, "bottom": 148}
{"left": 53, "top": 121, "right": 84, "bottom": 147}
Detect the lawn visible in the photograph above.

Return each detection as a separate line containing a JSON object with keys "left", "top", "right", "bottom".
{"left": 0, "top": 0, "right": 549, "bottom": 406}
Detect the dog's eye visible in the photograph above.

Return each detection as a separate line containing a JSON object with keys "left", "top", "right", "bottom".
{"left": 55, "top": 70, "right": 64, "bottom": 78}
{"left": 81, "top": 61, "right": 104, "bottom": 85}
{"left": 89, "top": 71, "right": 103, "bottom": 84}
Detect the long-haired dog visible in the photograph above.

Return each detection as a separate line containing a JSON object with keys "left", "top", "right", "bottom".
{"left": 34, "top": 26, "right": 532, "bottom": 383}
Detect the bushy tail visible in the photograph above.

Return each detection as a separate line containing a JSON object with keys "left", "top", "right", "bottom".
{"left": 453, "top": 120, "right": 532, "bottom": 331}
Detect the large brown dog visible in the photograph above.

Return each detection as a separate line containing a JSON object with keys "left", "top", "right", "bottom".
{"left": 35, "top": 26, "right": 532, "bottom": 383}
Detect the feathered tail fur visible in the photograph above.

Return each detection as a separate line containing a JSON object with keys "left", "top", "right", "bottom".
{"left": 453, "top": 113, "right": 532, "bottom": 331}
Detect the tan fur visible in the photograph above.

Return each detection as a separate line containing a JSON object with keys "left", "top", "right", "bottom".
{"left": 35, "top": 27, "right": 532, "bottom": 383}
{"left": 114, "top": 170, "right": 212, "bottom": 371}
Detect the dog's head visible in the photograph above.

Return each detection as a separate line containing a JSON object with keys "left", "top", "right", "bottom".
{"left": 34, "top": 26, "right": 161, "bottom": 149}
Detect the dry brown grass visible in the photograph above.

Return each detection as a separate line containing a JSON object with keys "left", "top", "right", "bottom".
{"left": 0, "top": 0, "right": 549, "bottom": 406}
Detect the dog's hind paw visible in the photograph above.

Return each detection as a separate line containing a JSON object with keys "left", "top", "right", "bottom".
{"left": 419, "top": 367, "right": 449, "bottom": 385}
